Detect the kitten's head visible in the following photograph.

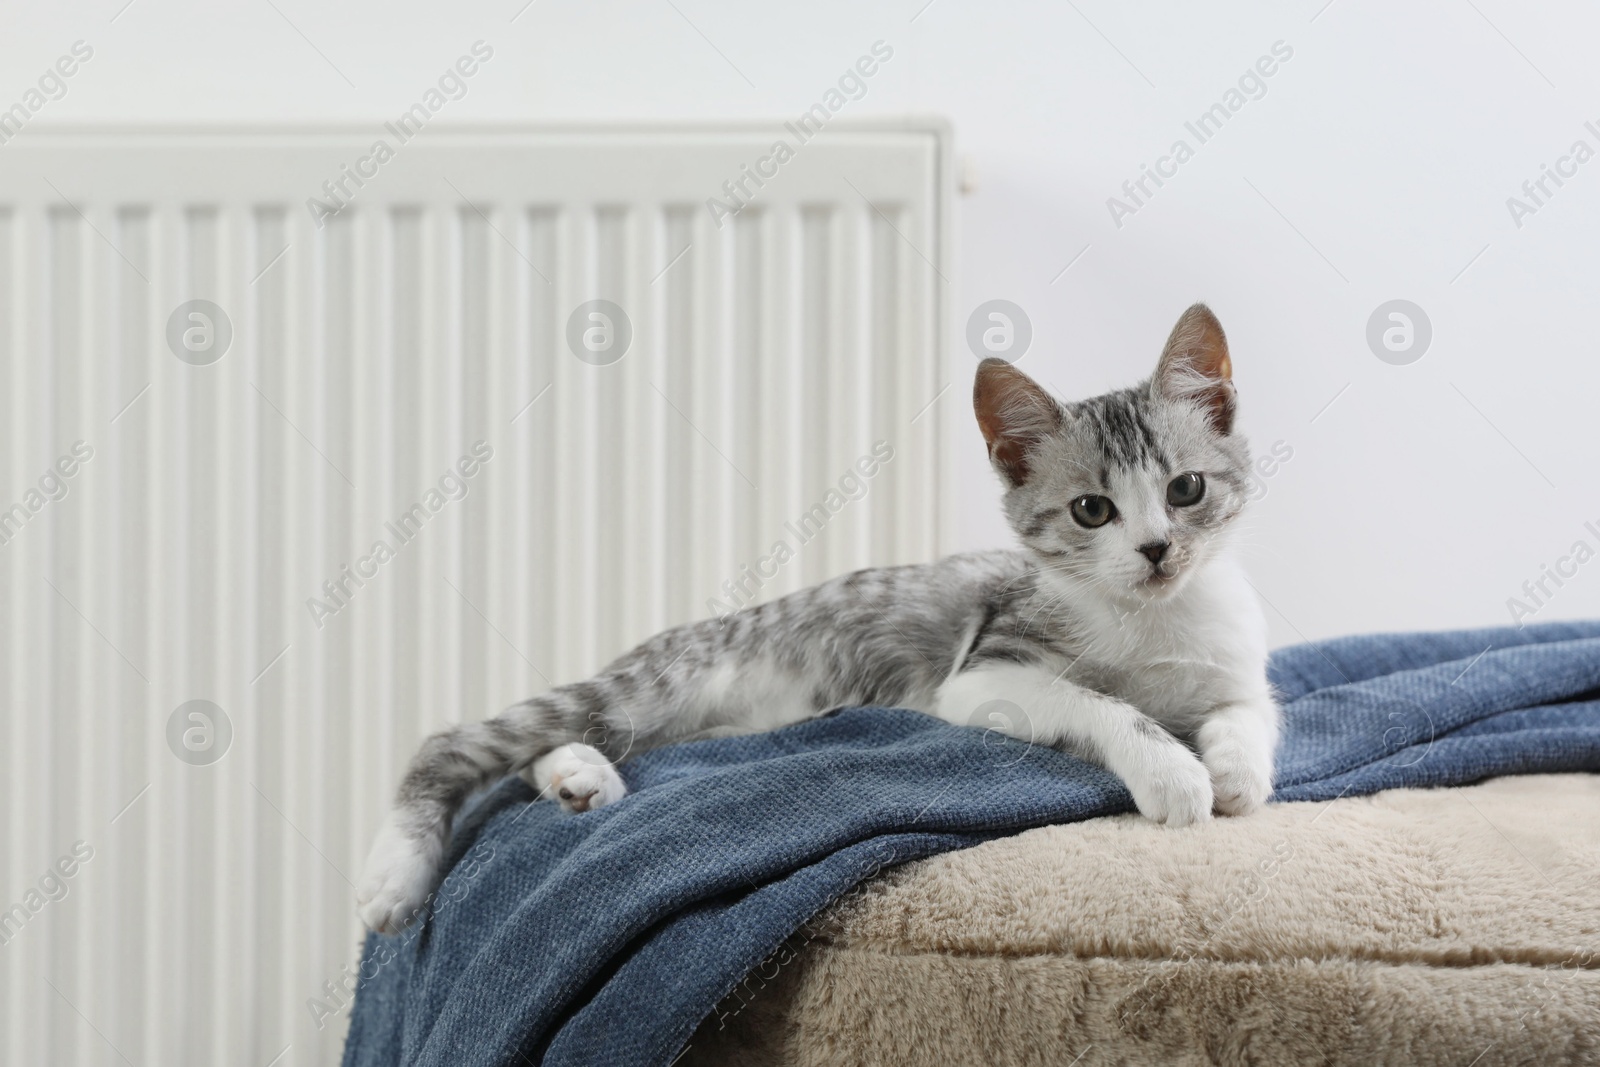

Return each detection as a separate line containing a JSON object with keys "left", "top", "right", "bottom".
{"left": 974, "top": 303, "right": 1252, "bottom": 601}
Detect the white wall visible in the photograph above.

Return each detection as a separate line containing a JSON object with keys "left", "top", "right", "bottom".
{"left": 7, "top": 0, "right": 1598, "bottom": 645}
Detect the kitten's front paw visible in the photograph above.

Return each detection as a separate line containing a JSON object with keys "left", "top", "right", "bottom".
{"left": 1202, "top": 743, "right": 1274, "bottom": 816}
{"left": 356, "top": 815, "right": 442, "bottom": 935}
{"left": 524, "top": 743, "right": 627, "bottom": 814}
{"left": 1124, "top": 744, "right": 1213, "bottom": 828}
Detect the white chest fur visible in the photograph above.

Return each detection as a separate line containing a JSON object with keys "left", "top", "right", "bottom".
{"left": 1049, "top": 553, "right": 1270, "bottom": 731}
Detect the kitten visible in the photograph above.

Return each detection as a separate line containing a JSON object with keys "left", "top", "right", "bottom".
{"left": 357, "top": 303, "right": 1279, "bottom": 934}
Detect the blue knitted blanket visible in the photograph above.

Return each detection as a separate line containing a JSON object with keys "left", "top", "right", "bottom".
{"left": 342, "top": 621, "right": 1600, "bottom": 1067}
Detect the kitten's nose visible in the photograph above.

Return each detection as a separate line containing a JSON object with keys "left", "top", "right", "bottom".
{"left": 1138, "top": 541, "right": 1169, "bottom": 566}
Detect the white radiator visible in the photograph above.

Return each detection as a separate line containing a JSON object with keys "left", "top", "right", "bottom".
{"left": 0, "top": 123, "right": 951, "bottom": 1065}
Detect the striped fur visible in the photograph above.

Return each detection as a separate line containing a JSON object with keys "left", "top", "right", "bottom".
{"left": 358, "top": 303, "right": 1278, "bottom": 934}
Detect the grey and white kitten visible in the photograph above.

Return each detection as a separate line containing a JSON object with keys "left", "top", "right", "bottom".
{"left": 357, "top": 304, "right": 1279, "bottom": 934}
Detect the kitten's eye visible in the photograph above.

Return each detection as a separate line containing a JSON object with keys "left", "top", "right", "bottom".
{"left": 1070, "top": 494, "right": 1117, "bottom": 528}
{"left": 1167, "top": 472, "right": 1205, "bottom": 507}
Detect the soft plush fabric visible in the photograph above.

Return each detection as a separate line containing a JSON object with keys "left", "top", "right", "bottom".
{"left": 684, "top": 773, "right": 1600, "bottom": 1067}
{"left": 341, "top": 622, "right": 1600, "bottom": 1067}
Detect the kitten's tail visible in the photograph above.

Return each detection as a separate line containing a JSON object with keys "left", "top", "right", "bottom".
{"left": 358, "top": 685, "right": 616, "bottom": 932}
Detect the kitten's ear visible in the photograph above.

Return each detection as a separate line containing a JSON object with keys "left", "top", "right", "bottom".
{"left": 974, "top": 358, "right": 1062, "bottom": 486}
{"left": 1154, "top": 303, "right": 1235, "bottom": 434}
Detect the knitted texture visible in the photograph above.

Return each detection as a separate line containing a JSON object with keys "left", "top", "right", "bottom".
{"left": 343, "top": 621, "right": 1600, "bottom": 1067}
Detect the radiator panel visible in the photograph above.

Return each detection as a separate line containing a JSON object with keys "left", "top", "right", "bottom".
{"left": 0, "top": 124, "right": 950, "bottom": 1065}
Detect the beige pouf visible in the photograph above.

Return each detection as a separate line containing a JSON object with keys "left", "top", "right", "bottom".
{"left": 684, "top": 774, "right": 1600, "bottom": 1067}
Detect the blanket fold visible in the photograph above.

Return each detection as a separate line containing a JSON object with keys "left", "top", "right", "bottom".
{"left": 342, "top": 621, "right": 1600, "bottom": 1067}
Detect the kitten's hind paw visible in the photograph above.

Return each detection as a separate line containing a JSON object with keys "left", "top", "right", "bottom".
{"left": 356, "top": 814, "right": 443, "bottom": 934}
{"left": 525, "top": 743, "right": 627, "bottom": 813}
